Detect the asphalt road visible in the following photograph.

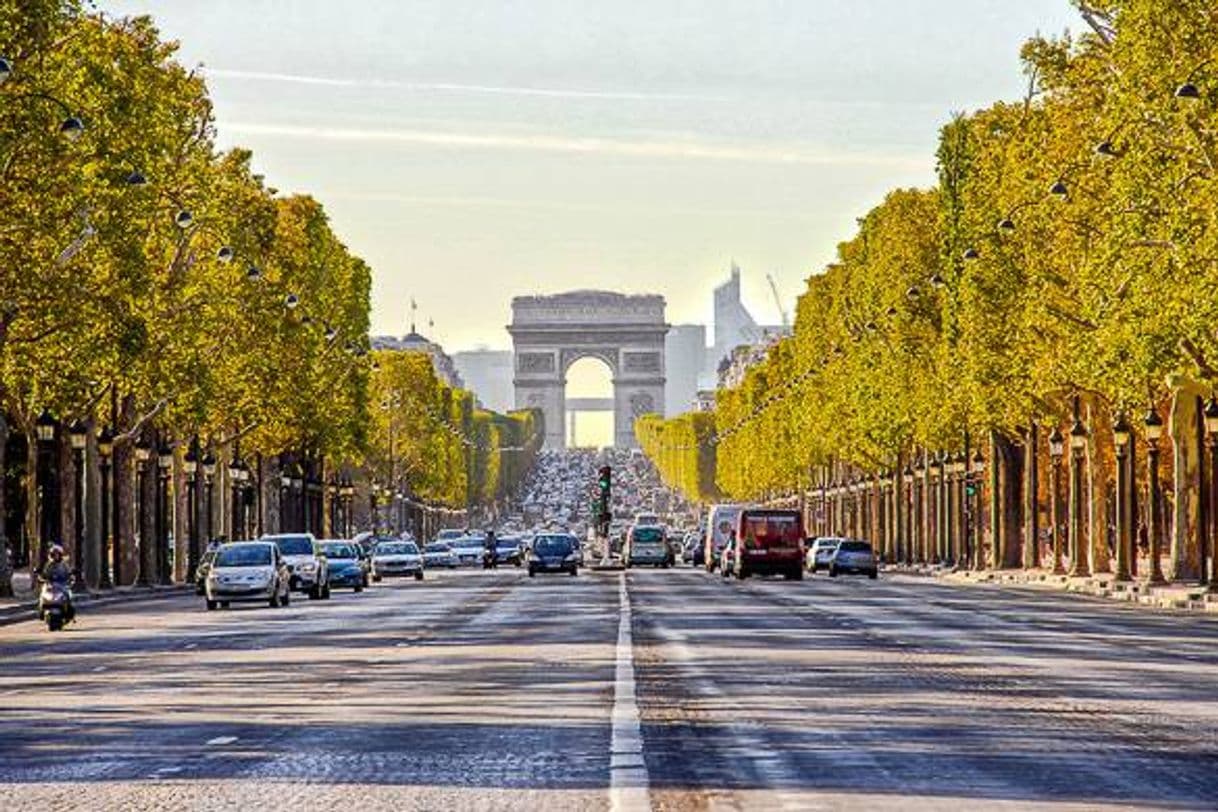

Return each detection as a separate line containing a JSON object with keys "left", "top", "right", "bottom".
{"left": 2, "top": 567, "right": 1217, "bottom": 811}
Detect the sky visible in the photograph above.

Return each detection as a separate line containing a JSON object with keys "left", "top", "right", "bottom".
{"left": 103, "top": 0, "right": 1082, "bottom": 355}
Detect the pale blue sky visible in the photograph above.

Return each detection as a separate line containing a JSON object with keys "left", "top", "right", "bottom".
{"left": 103, "top": 0, "right": 1082, "bottom": 351}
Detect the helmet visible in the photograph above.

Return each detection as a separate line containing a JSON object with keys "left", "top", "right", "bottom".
{"left": 49, "top": 544, "right": 64, "bottom": 560}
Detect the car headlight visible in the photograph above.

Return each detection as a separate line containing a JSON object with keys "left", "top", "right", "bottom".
{"left": 299, "top": 562, "right": 316, "bottom": 572}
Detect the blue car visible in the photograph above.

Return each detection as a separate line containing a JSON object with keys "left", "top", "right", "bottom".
{"left": 320, "top": 540, "right": 369, "bottom": 591}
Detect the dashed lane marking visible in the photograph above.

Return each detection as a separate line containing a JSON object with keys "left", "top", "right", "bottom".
{"left": 205, "top": 735, "right": 238, "bottom": 746}
{"left": 610, "top": 573, "right": 651, "bottom": 812}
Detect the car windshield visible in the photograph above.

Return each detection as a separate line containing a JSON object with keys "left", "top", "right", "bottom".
{"left": 322, "top": 543, "right": 357, "bottom": 558}
{"left": 839, "top": 541, "right": 873, "bottom": 553}
{"left": 425, "top": 543, "right": 451, "bottom": 553}
{"left": 632, "top": 527, "right": 664, "bottom": 544}
{"left": 273, "top": 537, "right": 313, "bottom": 555}
{"left": 377, "top": 542, "right": 418, "bottom": 555}
{"left": 437, "top": 529, "right": 463, "bottom": 540}
{"left": 496, "top": 537, "right": 518, "bottom": 547}
{"left": 816, "top": 540, "right": 840, "bottom": 549}
{"left": 216, "top": 545, "right": 272, "bottom": 567}
{"left": 534, "top": 536, "right": 573, "bottom": 555}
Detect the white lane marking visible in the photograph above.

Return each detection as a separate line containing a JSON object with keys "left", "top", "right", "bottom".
{"left": 91, "top": 665, "right": 106, "bottom": 672}
{"left": 610, "top": 573, "right": 651, "bottom": 812}
{"left": 205, "top": 735, "right": 238, "bottom": 746}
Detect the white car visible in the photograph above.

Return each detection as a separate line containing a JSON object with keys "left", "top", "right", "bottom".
{"left": 205, "top": 541, "right": 291, "bottom": 610}
{"left": 423, "top": 542, "right": 458, "bottom": 569}
{"left": 264, "top": 533, "right": 331, "bottom": 599}
{"left": 372, "top": 540, "right": 424, "bottom": 581}
{"left": 805, "top": 537, "right": 844, "bottom": 573}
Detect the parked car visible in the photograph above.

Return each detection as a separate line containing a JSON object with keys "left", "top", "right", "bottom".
{"left": 624, "top": 524, "right": 672, "bottom": 568}
{"left": 527, "top": 534, "right": 580, "bottom": 577}
{"left": 805, "top": 537, "right": 844, "bottom": 573}
{"left": 730, "top": 508, "right": 804, "bottom": 580}
{"left": 828, "top": 540, "right": 878, "bottom": 579}
{"left": 320, "top": 540, "right": 369, "bottom": 591}
{"left": 423, "top": 541, "right": 458, "bottom": 569}
{"left": 264, "top": 533, "right": 331, "bottom": 599}
{"left": 204, "top": 541, "right": 291, "bottom": 611}
{"left": 372, "top": 540, "right": 424, "bottom": 581}
{"left": 194, "top": 547, "right": 219, "bottom": 595}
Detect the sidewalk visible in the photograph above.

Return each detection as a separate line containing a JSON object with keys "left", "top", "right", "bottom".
{"left": 0, "top": 570, "right": 191, "bottom": 627}
{"left": 889, "top": 563, "right": 1218, "bottom": 614}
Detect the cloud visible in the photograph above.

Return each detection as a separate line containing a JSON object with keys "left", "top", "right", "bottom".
{"left": 223, "top": 121, "right": 928, "bottom": 170}
{"left": 204, "top": 67, "right": 725, "bottom": 102}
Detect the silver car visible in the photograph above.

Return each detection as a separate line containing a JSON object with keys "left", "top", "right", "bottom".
{"left": 828, "top": 540, "right": 878, "bottom": 579}
{"left": 264, "top": 533, "right": 331, "bottom": 599}
{"left": 372, "top": 540, "right": 425, "bottom": 581}
{"left": 805, "top": 537, "right": 843, "bottom": 573}
{"left": 205, "top": 541, "right": 291, "bottom": 610}
{"left": 423, "top": 542, "right": 458, "bottom": 569}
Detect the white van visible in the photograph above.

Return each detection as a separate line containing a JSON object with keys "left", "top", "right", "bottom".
{"left": 703, "top": 504, "right": 748, "bottom": 573}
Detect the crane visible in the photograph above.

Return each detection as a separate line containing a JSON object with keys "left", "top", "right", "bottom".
{"left": 766, "top": 273, "right": 790, "bottom": 328}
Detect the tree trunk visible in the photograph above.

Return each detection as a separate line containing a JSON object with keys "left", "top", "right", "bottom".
{"left": 1169, "top": 380, "right": 1206, "bottom": 581}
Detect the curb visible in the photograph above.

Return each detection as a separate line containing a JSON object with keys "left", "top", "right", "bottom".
{"left": 0, "top": 585, "right": 193, "bottom": 628}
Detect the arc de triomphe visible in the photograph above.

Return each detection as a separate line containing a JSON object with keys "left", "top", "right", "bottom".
{"left": 508, "top": 291, "right": 668, "bottom": 449}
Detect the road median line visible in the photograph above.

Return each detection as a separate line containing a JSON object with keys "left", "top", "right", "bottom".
{"left": 610, "top": 573, "right": 651, "bottom": 812}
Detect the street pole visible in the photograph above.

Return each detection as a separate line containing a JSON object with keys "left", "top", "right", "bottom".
{"left": 98, "top": 428, "right": 114, "bottom": 588}
{"left": 1048, "top": 427, "right": 1065, "bottom": 575}
{"left": 69, "top": 421, "right": 88, "bottom": 591}
{"left": 1026, "top": 423, "right": 1040, "bottom": 570}
{"left": 1068, "top": 402, "right": 1090, "bottom": 578}
{"left": 34, "top": 410, "right": 58, "bottom": 571}
{"left": 184, "top": 439, "right": 199, "bottom": 581}
{"left": 1144, "top": 408, "right": 1165, "bottom": 584}
{"left": 156, "top": 440, "right": 173, "bottom": 585}
{"left": 1112, "top": 412, "right": 1131, "bottom": 581}
{"left": 134, "top": 439, "right": 151, "bottom": 586}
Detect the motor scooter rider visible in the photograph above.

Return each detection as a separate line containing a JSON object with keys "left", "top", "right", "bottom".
{"left": 40, "top": 544, "right": 75, "bottom": 619}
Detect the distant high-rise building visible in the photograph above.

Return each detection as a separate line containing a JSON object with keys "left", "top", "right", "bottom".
{"left": 452, "top": 349, "right": 514, "bottom": 413}
{"left": 712, "top": 263, "right": 761, "bottom": 368}
{"left": 665, "top": 324, "right": 705, "bottom": 416}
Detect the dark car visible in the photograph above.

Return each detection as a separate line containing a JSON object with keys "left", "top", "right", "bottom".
{"left": 494, "top": 535, "right": 522, "bottom": 566}
{"left": 320, "top": 540, "right": 369, "bottom": 591}
{"left": 527, "top": 534, "right": 580, "bottom": 577}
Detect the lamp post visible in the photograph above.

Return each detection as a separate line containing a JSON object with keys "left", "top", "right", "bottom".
{"left": 1068, "top": 405, "right": 1090, "bottom": 578}
{"left": 202, "top": 452, "right": 216, "bottom": 547}
{"left": 156, "top": 440, "right": 173, "bottom": 585}
{"left": 228, "top": 456, "right": 244, "bottom": 540}
{"left": 928, "top": 454, "right": 942, "bottom": 564}
{"left": 1144, "top": 408, "right": 1166, "bottom": 584}
{"left": 68, "top": 419, "right": 88, "bottom": 591}
{"left": 954, "top": 452, "right": 967, "bottom": 568}
{"left": 34, "top": 410, "right": 58, "bottom": 570}
{"left": 134, "top": 438, "right": 151, "bottom": 586}
{"left": 183, "top": 440, "right": 199, "bottom": 581}
{"left": 914, "top": 456, "right": 927, "bottom": 563}
{"left": 903, "top": 466, "right": 915, "bottom": 565}
{"left": 1048, "top": 427, "right": 1066, "bottom": 575}
{"left": 970, "top": 450, "right": 985, "bottom": 571}
{"left": 1112, "top": 411, "right": 1132, "bottom": 582}
{"left": 280, "top": 467, "right": 293, "bottom": 533}
{"left": 1204, "top": 396, "right": 1218, "bottom": 587}
{"left": 97, "top": 427, "right": 114, "bottom": 588}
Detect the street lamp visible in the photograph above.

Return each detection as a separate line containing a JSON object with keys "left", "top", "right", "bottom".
{"left": 0, "top": 56, "right": 12, "bottom": 84}
{"left": 97, "top": 427, "right": 115, "bottom": 589}
{"left": 34, "top": 409, "right": 58, "bottom": 569}
{"left": 970, "top": 450, "right": 985, "bottom": 571}
{"left": 134, "top": 437, "right": 152, "bottom": 586}
{"left": 1048, "top": 427, "right": 1065, "bottom": 575}
{"left": 184, "top": 440, "right": 199, "bottom": 581}
{"left": 156, "top": 440, "right": 173, "bottom": 585}
{"left": 1143, "top": 408, "right": 1166, "bottom": 584}
{"left": 1112, "top": 411, "right": 1132, "bottom": 581}
{"left": 68, "top": 419, "right": 88, "bottom": 591}
{"left": 59, "top": 116, "right": 85, "bottom": 141}
{"left": 1204, "top": 396, "right": 1218, "bottom": 587}
{"left": 1175, "top": 81, "right": 1201, "bottom": 100}
{"left": 1068, "top": 407, "right": 1090, "bottom": 578}
{"left": 228, "top": 455, "right": 245, "bottom": 540}
{"left": 202, "top": 452, "right": 216, "bottom": 548}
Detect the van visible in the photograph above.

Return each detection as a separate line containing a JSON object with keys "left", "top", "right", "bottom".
{"left": 703, "top": 504, "right": 747, "bottom": 573}
{"left": 729, "top": 508, "right": 805, "bottom": 580}
{"left": 624, "top": 524, "right": 672, "bottom": 568}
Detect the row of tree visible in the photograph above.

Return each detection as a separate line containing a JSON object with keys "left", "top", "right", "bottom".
{"left": 640, "top": 1, "right": 1218, "bottom": 578}
{"left": 0, "top": 2, "right": 539, "bottom": 595}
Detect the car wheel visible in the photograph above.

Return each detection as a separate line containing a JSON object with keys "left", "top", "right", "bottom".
{"left": 308, "top": 584, "right": 320, "bottom": 599}
{"left": 206, "top": 599, "right": 217, "bottom": 611}
{"left": 787, "top": 567, "right": 803, "bottom": 581}
{"left": 528, "top": 567, "right": 536, "bottom": 578}
{"left": 354, "top": 583, "right": 364, "bottom": 593}
{"left": 221, "top": 601, "right": 230, "bottom": 609}
{"left": 372, "top": 574, "right": 382, "bottom": 582}
{"left": 281, "top": 588, "right": 290, "bottom": 606}
{"left": 322, "top": 582, "right": 332, "bottom": 599}
{"left": 869, "top": 569, "right": 878, "bottom": 580}
{"left": 415, "top": 571, "right": 424, "bottom": 581}
{"left": 828, "top": 566, "right": 838, "bottom": 578}
{"left": 569, "top": 567, "right": 577, "bottom": 577}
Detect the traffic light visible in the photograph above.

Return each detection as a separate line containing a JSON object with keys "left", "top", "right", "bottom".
{"left": 596, "top": 465, "right": 612, "bottom": 536}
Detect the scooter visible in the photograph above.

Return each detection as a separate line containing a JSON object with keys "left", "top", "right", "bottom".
{"left": 38, "top": 580, "right": 75, "bottom": 632}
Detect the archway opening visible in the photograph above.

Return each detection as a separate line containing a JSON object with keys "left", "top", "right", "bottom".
{"left": 565, "top": 356, "right": 614, "bottom": 448}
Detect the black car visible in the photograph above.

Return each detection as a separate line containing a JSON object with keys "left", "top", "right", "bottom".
{"left": 527, "top": 534, "right": 580, "bottom": 577}
{"left": 494, "top": 536, "right": 522, "bottom": 565}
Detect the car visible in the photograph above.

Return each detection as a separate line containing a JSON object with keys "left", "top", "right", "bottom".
{"left": 681, "top": 533, "right": 704, "bottom": 567}
{"left": 828, "top": 540, "right": 878, "bottom": 579}
{"left": 264, "top": 533, "right": 331, "bottom": 599}
{"left": 805, "top": 537, "right": 844, "bottom": 573}
{"left": 204, "top": 541, "right": 291, "bottom": 610}
{"left": 729, "top": 508, "right": 804, "bottom": 580}
{"left": 194, "top": 547, "right": 219, "bottom": 595}
{"left": 320, "top": 540, "right": 369, "bottom": 591}
{"left": 704, "top": 504, "right": 748, "bottom": 572}
{"left": 450, "top": 536, "right": 486, "bottom": 567}
{"left": 494, "top": 535, "right": 522, "bottom": 565}
{"left": 435, "top": 528, "right": 465, "bottom": 544}
{"left": 527, "top": 533, "right": 580, "bottom": 577}
{"left": 423, "top": 541, "right": 458, "bottom": 569}
{"left": 624, "top": 524, "right": 672, "bottom": 568}
{"left": 372, "top": 540, "right": 424, "bottom": 581}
